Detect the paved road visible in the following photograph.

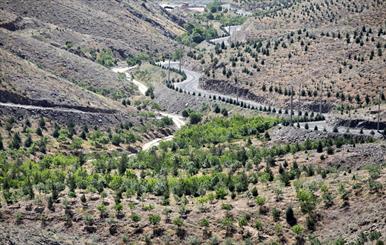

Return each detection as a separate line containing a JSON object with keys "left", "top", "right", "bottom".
{"left": 112, "top": 66, "right": 148, "bottom": 95}
{"left": 157, "top": 61, "right": 384, "bottom": 138}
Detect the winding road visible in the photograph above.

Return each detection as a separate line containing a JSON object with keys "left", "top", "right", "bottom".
{"left": 157, "top": 61, "right": 383, "bottom": 138}
{"left": 112, "top": 66, "right": 187, "bottom": 151}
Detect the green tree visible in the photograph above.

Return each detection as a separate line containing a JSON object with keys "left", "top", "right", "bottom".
{"left": 24, "top": 134, "right": 33, "bottom": 148}
{"left": 39, "top": 116, "right": 46, "bottom": 129}
{"left": 36, "top": 127, "right": 43, "bottom": 136}
{"left": 296, "top": 188, "right": 317, "bottom": 214}
{"left": 52, "top": 125, "right": 60, "bottom": 138}
{"left": 96, "top": 49, "right": 116, "bottom": 67}
{"left": 286, "top": 206, "right": 297, "bottom": 226}
{"left": 0, "top": 133, "right": 4, "bottom": 150}
{"left": 173, "top": 48, "right": 184, "bottom": 72}
{"left": 10, "top": 132, "right": 21, "bottom": 149}
{"left": 316, "top": 141, "right": 323, "bottom": 153}
{"left": 118, "top": 155, "right": 128, "bottom": 175}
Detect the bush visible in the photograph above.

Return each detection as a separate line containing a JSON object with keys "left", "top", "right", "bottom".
{"left": 131, "top": 212, "right": 141, "bottom": 222}
{"left": 291, "top": 224, "right": 304, "bottom": 236}
{"left": 111, "top": 134, "right": 123, "bottom": 146}
{"left": 145, "top": 87, "right": 155, "bottom": 99}
{"left": 96, "top": 49, "right": 116, "bottom": 67}
{"left": 296, "top": 189, "right": 317, "bottom": 214}
{"left": 97, "top": 203, "right": 108, "bottom": 218}
{"left": 255, "top": 196, "right": 266, "bottom": 206}
{"left": 0, "top": 134, "right": 3, "bottom": 150}
{"left": 327, "top": 147, "right": 334, "bottom": 155}
{"left": 272, "top": 208, "right": 281, "bottom": 222}
{"left": 215, "top": 187, "right": 228, "bottom": 199}
{"left": 189, "top": 112, "right": 202, "bottom": 125}
{"left": 149, "top": 214, "right": 161, "bottom": 225}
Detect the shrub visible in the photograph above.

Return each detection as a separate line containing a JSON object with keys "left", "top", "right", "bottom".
{"left": 83, "top": 214, "right": 94, "bottom": 226}
{"left": 131, "top": 212, "right": 141, "bottom": 222}
{"left": 215, "top": 187, "right": 228, "bottom": 199}
{"left": 316, "top": 141, "right": 323, "bottom": 153}
{"left": 97, "top": 203, "right": 108, "bottom": 218}
{"left": 199, "top": 218, "right": 209, "bottom": 227}
{"left": 327, "top": 147, "right": 334, "bottom": 155}
{"left": 272, "top": 208, "right": 281, "bottom": 222}
{"left": 296, "top": 189, "right": 317, "bottom": 214}
{"left": 0, "top": 134, "right": 3, "bottom": 150}
{"left": 255, "top": 196, "right": 266, "bottom": 206}
{"left": 291, "top": 224, "right": 304, "bottom": 236}
{"left": 111, "top": 134, "right": 123, "bottom": 146}
{"left": 189, "top": 112, "right": 202, "bottom": 124}
{"left": 39, "top": 117, "right": 46, "bottom": 129}
{"left": 255, "top": 219, "right": 263, "bottom": 230}
{"left": 149, "top": 214, "right": 161, "bottom": 225}
{"left": 145, "top": 87, "right": 155, "bottom": 99}
{"left": 96, "top": 49, "right": 116, "bottom": 67}
{"left": 36, "top": 127, "right": 43, "bottom": 136}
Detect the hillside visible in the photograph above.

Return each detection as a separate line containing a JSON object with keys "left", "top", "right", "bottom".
{"left": 0, "top": 0, "right": 385, "bottom": 244}
{"left": 193, "top": 0, "right": 386, "bottom": 112}
{"left": 0, "top": 0, "right": 189, "bottom": 107}
{"left": 0, "top": 0, "right": 184, "bottom": 57}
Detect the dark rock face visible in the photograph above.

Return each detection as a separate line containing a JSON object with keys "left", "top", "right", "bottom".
{"left": 200, "top": 79, "right": 268, "bottom": 104}
{"left": 126, "top": 7, "right": 176, "bottom": 39}
{"left": 0, "top": 105, "right": 138, "bottom": 129}
{"left": 335, "top": 118, "right": 386, "bottom": 130}
{"left": 304, "top": 101, "right": 334, "bottom": 113}
{"left": 0, "top": 91, "right": 117, "bottom": 114}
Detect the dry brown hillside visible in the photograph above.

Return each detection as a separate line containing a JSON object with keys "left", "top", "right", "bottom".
{"left": 0, "top": 48, "right": 126, "bottom": 112}
{"left": 196, "top": 0, "right": 386, "bottom": 112}
{"left": 0, "top": 0, "right": 184, "bottom": 57}
{"left": 0, "top": 0, "right": 189, "bottom": 112}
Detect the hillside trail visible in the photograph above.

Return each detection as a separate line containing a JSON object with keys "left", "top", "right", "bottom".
{"left": 0, "top": 102, "right": 90, "bottom": 114}
{"left": 112, "top": 66, "right": 187, "bottom": 151}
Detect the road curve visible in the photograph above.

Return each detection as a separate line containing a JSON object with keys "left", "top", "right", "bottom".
{"left": 157, "top": 61, "right": 383, "bottom": 138}
{"left": 112, "top": 66, "right": 187, "bottom": 151}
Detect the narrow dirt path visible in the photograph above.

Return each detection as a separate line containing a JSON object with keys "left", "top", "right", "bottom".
{"left": 112, "top": 66, "right": 187, "bottom": 151}
{"left": 0, "top": 102, "right": 92, "bottom": 114}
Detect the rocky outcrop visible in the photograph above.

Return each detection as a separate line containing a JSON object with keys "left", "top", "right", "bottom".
{"left": 200, "top": 79, "right": 268, "bottom": 104}
{"left": 334, "top": 118, "right": 386, "bottom": 130}
{"left": 0, "top": 90, "right": 117, "bottom": 114}
{"left": 0, "top": 105, "right": 137, "bottom": 129}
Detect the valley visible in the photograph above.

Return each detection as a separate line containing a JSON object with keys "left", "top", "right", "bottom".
{"left": 0, "top": 0, "right": 385, "bottom": 244}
